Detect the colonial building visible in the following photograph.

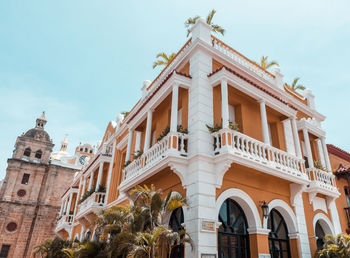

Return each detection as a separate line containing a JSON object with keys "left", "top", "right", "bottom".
{"left": 0, "top": 113, "right": 93, "bottom": 258}
{"left": 56, "top": 19, "right": 345, "bottom": 258}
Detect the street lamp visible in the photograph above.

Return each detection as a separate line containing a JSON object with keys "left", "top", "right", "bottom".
{"left": 260, "top": 201, "right": 269, "bottom": 219}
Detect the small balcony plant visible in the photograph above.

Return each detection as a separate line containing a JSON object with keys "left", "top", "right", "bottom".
{"left": 97, "top": 184, "right": 106, "bottom": 193}
{"left": 206, "top": 124, "right": 222, "bottom": 133}
{"left": 133, "top": 150, "right": 143, "bottom": 160}
{"left": 314, "top": 160, "right": 328, "bottom": 172}
{"left": 157, "top": 126, "right": 170, "bottom": 142}
{"left": 123, "top": 160, "right": 132, "bottom": 168}
{"left": 177, "top": 125, "right": 188, "bottom": 134}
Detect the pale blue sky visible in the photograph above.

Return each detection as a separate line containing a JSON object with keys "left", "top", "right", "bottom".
{"left": 0, "top": 0, "right": 349, "bottom": 178}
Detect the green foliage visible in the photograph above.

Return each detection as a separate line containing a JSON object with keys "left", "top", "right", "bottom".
{"left": 206, "top": 124, "right": 222, "bottom": 133}
{"left": 284, "top": 77, "right": 306, "bottom": 91}
{"left": 185, "top": 9, "right": 225, "bottom": 37}
{"left": 133, "top": 150, "right": 143, "bottom": 160}
{"left": 97, "top": 184, "right": 106, "bottom": 193}
{"left": 314, "top": 160, "right": 328, "bottom": 172}
{"left": 124, "top": 160, "right": 132, "bottom": 168}
{"left": 255, "top": 56, "right": 279, "bottom": 70}
{"left": 121, "top": 111, "right": 130, "bottom": 117}
{"left": 79, "top": 189, "right": 95, "bottom": 204}
{"left": 229, "top": 122, "right": 240, "bottom": 131}
{"left": 36, "top": 185, "right": 192, "bottom": 258}
{"left": 34, "top": 237, "right": 71, "bottom": 258}
{"left": 157, "top": 126, "right": 170, "bottom": 142}
{"left": 153, "top": 52, "right": 176, "bottom": 69}
{"left": 318, "top": 234, "right": 350, "bottom": 258}
{"left": 177, "top": 125, "right": 188, "bottom": 134}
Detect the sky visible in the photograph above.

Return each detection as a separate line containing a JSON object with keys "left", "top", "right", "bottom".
{"left": 0, "top": 0, "right": 349, "bottom": 179}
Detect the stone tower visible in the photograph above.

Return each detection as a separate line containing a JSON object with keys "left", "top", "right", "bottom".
{"left": 0, "top": 113, "right": 79, "bottom": 258}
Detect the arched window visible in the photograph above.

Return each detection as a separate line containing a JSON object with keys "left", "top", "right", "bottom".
{"left": 35, "top": 150, "right": 42, "bottom": 159}
{"left": 23, "top": 148, "right": 31, "bottom": 157}
{"left": 268, "top": 209, "right": 291, "bottom": 258}
{"left": 315, "top": 221, "right": 326, "bottom": 250}
{"left": 218, "top": 199, "right": 250, "bottom": 258}
{"left": 169, "top": 207, "right": 184, "bottom": 258}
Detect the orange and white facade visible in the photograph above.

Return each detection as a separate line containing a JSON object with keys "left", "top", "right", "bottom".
{"left": 56, "top": 19, "right": 345, "bottom": 257}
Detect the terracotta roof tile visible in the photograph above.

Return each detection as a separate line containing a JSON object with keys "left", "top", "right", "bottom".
{"left": 327, "top": 144, "right": 350, "bottom": 163}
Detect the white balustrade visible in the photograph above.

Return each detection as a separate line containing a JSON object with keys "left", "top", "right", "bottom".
{"left": 307, "top": 168, "right": 338, "bottom": 193}
{"left": 57, "top": 214, "right": 74, "bottom": 228}
{"left": 212, "top": 37, "right": 275, "bottom": 84}
{"left": 212, "top": 128, "right": 305, "bottom": 177}
{"left": 122, "top": 132, "right": 188, "bottom": 182}
{"left": 77, "top": 192, "right": 106, "bottom": 215}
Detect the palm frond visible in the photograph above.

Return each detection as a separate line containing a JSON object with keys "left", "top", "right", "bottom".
{"left": 265, "top": 60, "right": 279, "bottom": 69}
{"left": 206, "top": 9, "right": 216, "bottom": 25}
{"left": 185, "top": 16, "right": 200, "bottom": 27}
{"left": 211, "top": 24, "right": 225, "bottom": 35}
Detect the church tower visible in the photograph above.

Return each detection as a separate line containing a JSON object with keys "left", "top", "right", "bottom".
{"left": 0, "top": 113, "right": 79, "bottom": 258}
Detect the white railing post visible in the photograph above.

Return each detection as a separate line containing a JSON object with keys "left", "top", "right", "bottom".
{"left": 170, "top": 84, "right": 179, "bottom": 133}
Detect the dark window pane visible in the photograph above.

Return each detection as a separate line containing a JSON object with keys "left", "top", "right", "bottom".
{"left": 0, "top": 245, "right": 10, "bottom": 258}
{"left": 21, "top": 173, "right": 30, "bottom": 185}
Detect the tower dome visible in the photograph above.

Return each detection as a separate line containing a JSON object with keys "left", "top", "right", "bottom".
{"left": 23, "top": 112, "right": 51, "bottom": 142}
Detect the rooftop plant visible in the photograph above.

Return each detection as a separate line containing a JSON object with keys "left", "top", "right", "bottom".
{"left": 185, "top": 9, "right": 225, "bottom": 37}
{"left": 284, "top": 77, "right": 306, "bottom": 91}
{"left": 153, "top": 52, "right": 176, "bottom": 69}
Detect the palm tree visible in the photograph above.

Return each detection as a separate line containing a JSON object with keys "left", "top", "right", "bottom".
{"left": 256, "top": 56, "right": 279, "bottom": 70}
{"left": 318, "top": 234, "right": 350, "bottom": 257}
{"left": 152, "top": 52, "right": 176, "bottom": 69}
{"left": 284, "top": 77, "right": 306, "bottom": 91}
{"left": 34, "top": 237, "right": 71, "bottom": 258}
{"left": 185, "top": 9, "right": 225, "bottom": 37}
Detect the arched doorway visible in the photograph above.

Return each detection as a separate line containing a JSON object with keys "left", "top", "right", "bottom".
{"left": 268, "top": 209, "right": 291, "bottom": 258}
{"left": 169, "top": 207, "right": 184, "bottom": 258}
{"left": 315, "top": 221, "right": 326, "bottom": 250}
{"left": 218, "top": 199, "right": 250, "bottom": 258}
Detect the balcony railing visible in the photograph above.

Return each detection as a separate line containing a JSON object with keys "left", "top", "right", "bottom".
{"left": 212, "top": 128, "right": 305, "bottom": 177}
{"left": 307, "top": 168, "right": 338, "bottom": 193}
{"left": 77, "top": 192, "right": 106, "bottom": 215}
{"left": 122, "top": 132, "right": 188, "bottom": 183}
{"left": 211, "top": 36, "right": 275, "bottom": 84}
{"left": 57, "top": 215, "right": 74, "bottom": 228}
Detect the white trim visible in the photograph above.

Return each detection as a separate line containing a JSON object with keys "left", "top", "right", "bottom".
{"left": 313, "top": 212, "right": 335, "bottom": 236}
{"left": 216, "top": 188, "right": 262, "bottom": 228}
{"left": 263, "top": 199, "right": 298, "bottom": 234}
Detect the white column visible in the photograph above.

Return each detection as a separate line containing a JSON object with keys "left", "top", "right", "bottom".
{"left": 59, "top": 199, "right": 64, "bottom": 215}
{"left": 95, "top": 162, "right": 104, "bottom": 192}
{"left": 63, "top": 198, "right": 68, "bottom": 214}
{"left": 170, "top": 84, "right": 179, "bottom": 132}
{"left": 67, "top": 192, "right": 73, "bottom": 214}
{"left": 144, "top": 110, "right": 153, "bottom": 152}
{"left": 221, "top": 79, "right": 229, "bottom": 128}
{"left": 73, "top": 192, "right": 79, "bottom": 215}
{"left": 328, "top": 198, "right": 342, "bottom": 234}
{"left": 126, "top": 129, "right": 133, "bottom": 162}
{"left": 291, "top": 117, "right": 302, "bottom": 158}
{"left": 316, "top": 139, "right": 326, "bottom": 167}
{"left": 303, "top": 129, "right": 314, "bottom": 168}
{"left": 88, "top": 171, "right": 94, "bottom": 191}
{"left": 321, "top": 137, "right": 332, "bottom": 171}
{"left": 81, "top": 176, "right": 87, "bottom": 195}
{"left": 134, "top": 131, "right": 142, "bottom": 152}
{"left": 259, "top": 100, "right": 270, "bottom": 144}
{"left": 105, "top": 140, "right": 116, "bottom": 204}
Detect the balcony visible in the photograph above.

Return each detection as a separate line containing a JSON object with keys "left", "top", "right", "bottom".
{"left": 55, "top": 215, "right": 73, "bottom": 237}
{"left": 75, "top": 192, "right": 106, "bottom": 223}
{"left": 212, "top": 128, "right": 308, "bottom": 183}
{"left": 119, "top": 132, "right": 188, "bottom": 191}
{"left": 307, "top": 168, "right": 339, "bottom": 197}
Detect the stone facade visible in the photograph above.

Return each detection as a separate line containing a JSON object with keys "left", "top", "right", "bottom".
{"left": 0, "top": 113, "right": 79, "bottom": 258}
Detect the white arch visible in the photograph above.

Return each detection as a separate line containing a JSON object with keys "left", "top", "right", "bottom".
{"left": 313, "top": 213, "right": 335, "bottom": 236}
{"left": 216, "top": 188, "right": 262, "bottom": 229}
{"left": 263, "top": 199, "right": 298, "bottom": 234}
